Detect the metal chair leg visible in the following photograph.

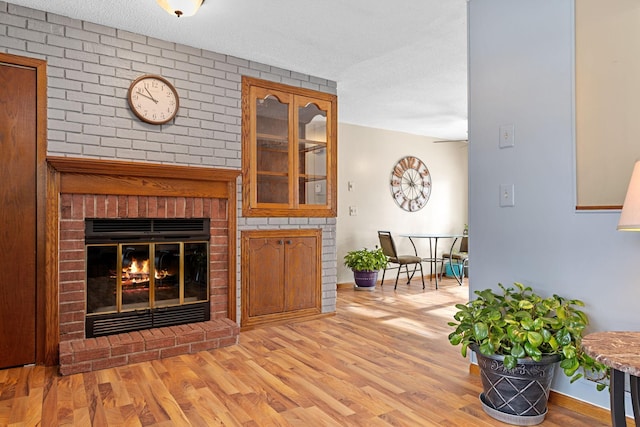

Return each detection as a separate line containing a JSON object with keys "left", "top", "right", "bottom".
{"left": 406, "top": 264, "right": 418, "bottom": 284}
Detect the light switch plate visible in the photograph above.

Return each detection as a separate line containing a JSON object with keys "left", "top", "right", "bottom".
{"left": 499, "top": 124, "right": 515, "bottom": 148}
{"left": 499, "top": 184, "right": 515, "bottom": 207}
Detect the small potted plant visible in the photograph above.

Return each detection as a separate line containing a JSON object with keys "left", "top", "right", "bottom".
{"left": 343, "top": 247, "right": 388, "bottom": 290}
{"left": 448, "top": 282, "right": 608, "bottom": 425}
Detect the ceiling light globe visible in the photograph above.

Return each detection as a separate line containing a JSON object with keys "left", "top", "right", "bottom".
{"left": 156, "top": 0, "right": 203, "bottom": 17}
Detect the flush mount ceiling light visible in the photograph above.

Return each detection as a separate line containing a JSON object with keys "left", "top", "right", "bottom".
{"left": 156, "top": 0, "right": 204, "bottom": 17}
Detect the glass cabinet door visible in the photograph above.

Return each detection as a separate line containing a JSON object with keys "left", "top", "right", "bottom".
{"left": 243, "top": 77, "right": 337, "bottom": 217}
{"left": 254, "top": 89, "right": 291, "bottom": 205}
{"left": 297, "top": 98, "right": 329, "bottom": 206}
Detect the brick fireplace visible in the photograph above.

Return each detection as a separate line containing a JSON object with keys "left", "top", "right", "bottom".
{"left": 47, "top": 157, "right": 240, "bottom": 375}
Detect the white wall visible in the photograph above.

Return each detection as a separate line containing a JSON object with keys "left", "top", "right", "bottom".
{"left": 468, "top": 0, "right": 640, "bottom": 412}
{"left": 336, "top": 123, "right": 468, "bottom": 284}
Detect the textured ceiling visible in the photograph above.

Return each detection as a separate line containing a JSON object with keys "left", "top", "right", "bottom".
{"left": 6, "top": 0, "right": 468, "bottom": 139}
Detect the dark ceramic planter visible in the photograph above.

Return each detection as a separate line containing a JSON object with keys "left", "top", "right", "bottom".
{"left": 471, "top": 344, "right": 561, "bottom": 425}
{"left": 353, "top": 270, "right": 378, "bottom": 288}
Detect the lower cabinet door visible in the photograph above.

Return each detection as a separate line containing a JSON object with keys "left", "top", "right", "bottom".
{"left": 241, "top": 229, "right": 322, "bottom": 328}
{"left": 284, "top": 236, "right": 318, "bottom": 311}
{"left": 246, "top": 236, "right": 285, "bottom": 317}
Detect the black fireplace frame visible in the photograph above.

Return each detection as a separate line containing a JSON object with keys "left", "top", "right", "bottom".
{"left": 86, "top": 303, "right": 211, "bottom": 338}
{"left": 86, "top": 218, "right": 210, "bottom": 243}
{"left": 84, "top": 218, "right": 211, "bottom": 338}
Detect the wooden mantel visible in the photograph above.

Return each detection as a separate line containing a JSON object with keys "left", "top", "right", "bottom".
{"left": 44, "top": 157, "right": 240, "bottom": 366}
{"left": 47, "top": 156, "right": 240, "bottom": 197}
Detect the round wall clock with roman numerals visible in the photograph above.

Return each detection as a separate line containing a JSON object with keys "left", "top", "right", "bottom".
{"left": 127, "top": 74, "right": 179, "bottom": 125}
{"left": 389, "top": 156, "right": 432, "bottom": 212}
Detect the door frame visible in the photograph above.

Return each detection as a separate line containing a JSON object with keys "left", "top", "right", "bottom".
{"left": 0, "top": 52, "right": 52, "bottom": 365}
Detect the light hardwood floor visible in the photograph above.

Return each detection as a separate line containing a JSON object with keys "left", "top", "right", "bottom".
{"left": 0, "top": 277, "right": 611, "bottom": 426}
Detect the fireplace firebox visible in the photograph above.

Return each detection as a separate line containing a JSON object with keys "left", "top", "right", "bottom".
{"left": 85, "top": 218, "right": 211, "bottom": 338}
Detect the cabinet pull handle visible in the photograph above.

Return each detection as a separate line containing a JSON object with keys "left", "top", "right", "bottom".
{"left": 286, "top": 240, "right": 292, "bottom": 244}
{"left": 277, "top": 240, "right": 284, "bottom": 245}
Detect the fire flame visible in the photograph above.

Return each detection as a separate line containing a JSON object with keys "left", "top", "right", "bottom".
{"left": 130, "top": 258, "right": 148, "bottom": 274}
{"left": 123, "top": 257, "right": 150, "bottom": 284}
{"left": 122, "top": 257, "right": 170, "bottom": 285}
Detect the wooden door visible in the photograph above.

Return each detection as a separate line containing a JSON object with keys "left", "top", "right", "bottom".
{"left": 284, "top": 236, "right": 317, "bottom": 311}
{"left": 0, "top": 61, "right": 37, "bottom": 368}
{"left": 246, "top": 237, "right": 285, "bottom": 317}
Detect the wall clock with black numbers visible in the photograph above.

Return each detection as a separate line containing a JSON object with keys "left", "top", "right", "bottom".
{"left": 127, "top": 74, "right": 179, "bottom": 125}
{"left": 389, "top": 156, "right": 432, "bottom": 212}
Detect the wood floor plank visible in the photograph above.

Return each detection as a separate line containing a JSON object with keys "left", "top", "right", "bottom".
{"left": 0, "top": 278, "right": 616, "bottom": 426}
{"left": 192, "top": 386, "right": 242, "bottom": 425}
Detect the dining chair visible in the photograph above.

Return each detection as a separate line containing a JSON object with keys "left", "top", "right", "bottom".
{"left": 377, "top": 231, "right": 425, "bottom": 289}
{"left": 441, "top": 235, "right": 468, "bottom": 285}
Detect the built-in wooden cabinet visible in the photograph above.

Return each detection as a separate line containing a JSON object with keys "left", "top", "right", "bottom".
{"left": 241, "top": 229, "right": 322, "bottom": 328}
{"left": 242, "top": 77, "right": 337, "bottom": 217}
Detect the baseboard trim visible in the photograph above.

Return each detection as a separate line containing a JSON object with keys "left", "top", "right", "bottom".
{"left": 469, "top": 363, "right": 613, "bottom": 424}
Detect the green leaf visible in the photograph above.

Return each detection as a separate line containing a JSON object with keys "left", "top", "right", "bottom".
{"left": 506, "top": 325, "right": 522, "bottom": 342}
{"left": 473, "top": 322, "right": 488, "bottom": 340}
{"left": 503, "top": 355, "right": 517, "bottom": 370}
{"left": 532, "top": 318, "right": 545, "bottom": 330}
{"left": 448, "top": 332, "right": 462, "bottom": 346}
{"left": 520, "top": 317, "right": 534, "bottom": 331}
{"left": 562, "top": 345, "right": 576, "bottom": 359}
{"left": 524, "top": 341, "right": 542, "bottom": 360}
{"left": 485, "top": 309, "right": 503, "bottom": 322}
{"left": 519, "top": 300, "right": 534, "bottom": 310}
{"left": 556, "top": 328, "right": 571, "bottom": 346}
{"left": 527, "top": 331, "right": 543, "bottom": 347}
{"left": 561, "top": 358, "right": 579, "bottom": 376}
{"left": 556, "top": 306, "right": 568, "bottom": 320}
{"left": 479, "top": 341, "right": 495, "bottom": 355}
{"left": 511, "top": 343, "right": 526, "bottom": 358}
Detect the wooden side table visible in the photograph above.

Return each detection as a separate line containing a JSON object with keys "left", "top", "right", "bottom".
{"left": 582, "top": 331, "right": 640, "bottom": 427}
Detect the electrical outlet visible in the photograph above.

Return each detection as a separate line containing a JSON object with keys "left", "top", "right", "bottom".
{"left": 499, "top": 184, "right": 515, "bottom": 207}
{"left": 349, "top": 206, "right": 358, "bottom": 216}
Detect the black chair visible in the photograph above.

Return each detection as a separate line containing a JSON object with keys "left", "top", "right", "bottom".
{"left": 377, "top": 231, "right": 425, "bottom": 289}
{"left": 441, "top": 235, "right": 468, "bottom": 285}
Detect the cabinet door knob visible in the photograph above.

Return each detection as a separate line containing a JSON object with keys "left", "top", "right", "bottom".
{"left": 277, "top": 240, "right": 284, "bottom": 245}
{"left": 286, "top": 240, "right": 292, "bottom": 245}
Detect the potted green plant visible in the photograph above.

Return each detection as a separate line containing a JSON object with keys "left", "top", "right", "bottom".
{"left": 343, "top": 247, "right": 388, "bottom": 290}
{"left": 448, "top": 282, "right": 608, "bottom": 425}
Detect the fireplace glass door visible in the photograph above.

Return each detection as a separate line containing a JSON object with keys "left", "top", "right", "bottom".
{"left": 86, "top": 241, "right": 208, "bottom": 315}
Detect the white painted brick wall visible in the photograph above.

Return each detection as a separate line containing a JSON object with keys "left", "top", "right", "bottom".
{"left": 0, "top": 1, "right": 338, "bottom": 319}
